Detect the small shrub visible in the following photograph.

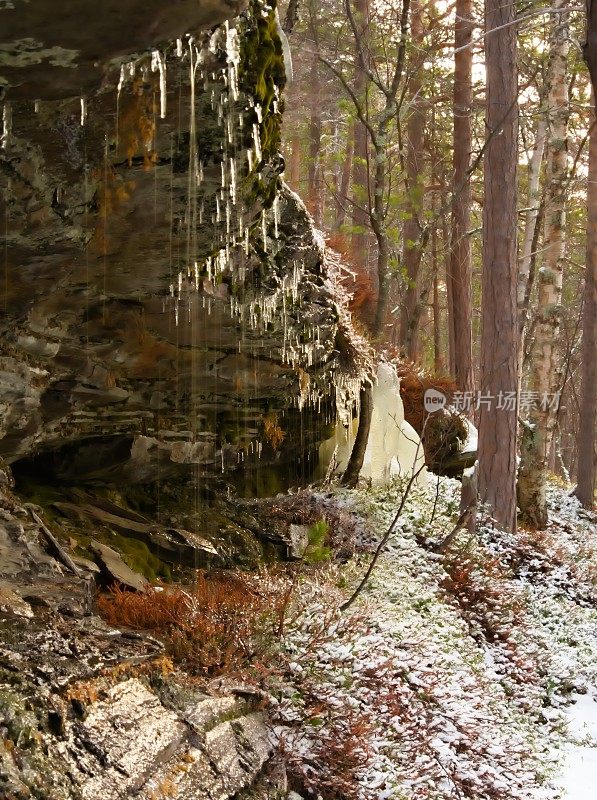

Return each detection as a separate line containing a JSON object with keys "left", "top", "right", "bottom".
{"left": 262, "top": 489, "right": 363, "bottom": 560}
{"left": 96, "top": 570, "right": 292, "bottom": 676}
{"left": 304, "top": 520, "right": 332, "bottom": 563}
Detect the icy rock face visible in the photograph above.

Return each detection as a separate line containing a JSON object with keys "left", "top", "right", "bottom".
{"left": 319, "top": 363, "right": 428, "bottom": 486}
{"left": 0, "top": 0, "right": 349, "bottom": 483}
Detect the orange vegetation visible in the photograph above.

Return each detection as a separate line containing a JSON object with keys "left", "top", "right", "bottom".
{"left": 96, "top": 571, "right": 292, "bottom": 676}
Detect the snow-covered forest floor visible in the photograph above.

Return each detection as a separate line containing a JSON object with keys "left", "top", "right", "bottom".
{"left": 269, "top": 478, "right": 597, "bottom": 800}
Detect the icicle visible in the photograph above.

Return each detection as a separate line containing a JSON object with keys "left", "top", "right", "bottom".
{"left": 253, "top": 123, "right": 262, "bottom": 163}
{"left": 176, "top": 38, "right": 183, "bottom": 58}
{"left": 151, "top": 50, "right": 167, "bottom": 119}
{"left": 262, "top": 210, "right": 268, "bottom": 252}
{"left": 225, "top": 23, "right": 240, "bottom": 102}
{"left": 80, "top": 97, "right": 87, "bottom": 126}
{"left": 34, "top": 100, "right": 40, "bottom": 113}
{"left": 229, "top": 157, "right": 237, "bottom": 205}
{"left": 273, "top": 194, "right": 280, "bottom": 239}
{"left": 1, "top": 102, "right": 12, "bottom": 149}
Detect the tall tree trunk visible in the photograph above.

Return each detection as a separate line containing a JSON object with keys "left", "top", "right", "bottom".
{"left": 432, "top": 205, "right": 444, "bottom": 374}
{"left": 518, "top": 116, "right": 547, "bottom": 348}
{"left": 400, "top": 0, "right": 426, "bottom": 360}
{"left": 350, "top": 0, "right": 370, "bottom": 276}
{"left": 288, "top": 133, "right": 301, "bottom": 193}
{"left": 575, "top": 95, "right": 597, "bottom": 508}
{"left": 518, "top": 4, "right": 569, "bottom": 528}
{"left": 449, "top": 0, "right": 474, "bottom": 395}
{"left": 477, "top": 0, "right": 519, "bottom": 532}
{"left": 307, "top": 48, "right": 323, "bottom": 228}
{"left": 335, "top": 130, "right": 354, "bottom": 231}
{"left": 443, "top": 203, "right": 457, "bottom": 376}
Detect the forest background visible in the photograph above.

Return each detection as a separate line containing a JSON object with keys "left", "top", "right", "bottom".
{"left": 277, "top": 0, "right": 596, "bottom": 530}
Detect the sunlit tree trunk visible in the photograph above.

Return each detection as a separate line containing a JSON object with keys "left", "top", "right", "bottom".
{"left": 399, "top": 0, "right": 426, "bottom": 360}
{"left": 518, "top": 116, "right": 547, "bottom": 355}
{"left": 448, "top": 0, "right": 474, "bottom": 395}
{"left": 518, "top": 3, "right": 569, "bottom": 528}
{"left": 575, "top": 94, "right": 597, "bottom": 508}
{"left": 477, "top": 0, "right": 519, "bottom": 532}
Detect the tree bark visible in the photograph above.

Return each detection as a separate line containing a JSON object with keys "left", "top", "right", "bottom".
{"left": 335, "top": 130, "right": 354, "bottom": 231}
{"left": 288, "top": 133, "right": 301, "bottom": 193}
{"left": 350, "top": 0, "right": 370, "bottom": 276}
{"left": 400, "top": 0, "right": 426, "bottom": 360}
{"left": 307, "top": 47, "right": 323, "bottom": 228}
{"left": 575, "top": 95, "right": 597, "bottom": 508}
{"left": 341, "top": 384, "right": 373, "bottom": 487}
{"left": 518, "top": 4, "right": 569, "bottom": 528}
{"left": 448, "top": 0, "right": 474, "bottom": 395}
{"left": 518, "top": 116, "right": 547, "bottom": 348}
{"left": 432, "top": 216, "right": 444, "bottom": 374}
{"left": 477, "top": 0, "right": 519, "bottom": 532}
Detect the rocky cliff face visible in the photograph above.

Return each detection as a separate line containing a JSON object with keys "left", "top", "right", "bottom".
{"left": 1, "top": 0, "right": 354, "bottom": 490}
{"left": 0, "top": 5, "right": 361, "bottom": 795}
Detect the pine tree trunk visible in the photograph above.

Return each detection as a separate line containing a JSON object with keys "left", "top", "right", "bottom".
{"left": 350, "top": 0, "right": 370, "bottom": 276}
{"left": 518, "top": 3, "right": 569, "bottom": 528}
{"left": 477, "top": 0, "right": 519, "bottom": 532}
{"left": 432, "top": 214, "right": 444, "bottom": 374}
{"left": 575, "top": 95, "right": 597, "bottom": 508}
{"left": 449, "top": 0, "right": 474, "bottom": 395}
{"left": 400, "top": 0, "right": 425, "bottom": 360}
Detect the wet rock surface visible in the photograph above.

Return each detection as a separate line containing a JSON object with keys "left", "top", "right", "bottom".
{"left": 0, "top": 0, "right": 351, "bottom": 488}
{"left": 0, "top": 470, "right": 277, "bottom": 800}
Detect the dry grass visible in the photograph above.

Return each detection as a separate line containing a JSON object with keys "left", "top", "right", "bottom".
{"left": 97, "top": 571, "right": 292, "bottom": 676}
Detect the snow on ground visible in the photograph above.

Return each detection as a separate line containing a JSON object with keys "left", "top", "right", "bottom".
{"left": 270, "top": 478, "right": 597, "bottom": 800}
{"left": 552, "top": 693, "right": 597, "bottom": 800}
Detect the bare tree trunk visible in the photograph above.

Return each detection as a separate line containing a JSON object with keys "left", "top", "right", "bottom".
{"left": 449, "top": 0, "right": 474, "bottom": 395}
{"left": 307, "top": 48, "right": 323, "bottom": 228}
{"left": 518, "top": 4, "right": 569, "bottom": 528}
{"left": 477, "top": 0, "right": 519, "bottom": 532}
{"left": 400, "top": 0, "right": 426, "bottom": 360}
{"left": 288, "top": 133, "right": 301, "bottom": 192}
{"left": 432, "top": 216, "right": 444, "bottom": 374}
{"left": 350, "top": 0, "right": 370, "bottom": 276}
{"left": 340, "top": 384, "right": 373, "bottom": 487}
{"left": 575, "top": 95, "right": 597, "bottom": 508}
{"left": 443, "top": 205, "right": 457, "bottom": 376}
{"left": 335, "top": 131, "right": 354, "bottom": 231}
{"left": 518, "top": 116, "right": 547, "bottom": 349}
{"left": 283, "top": 0, "right": 301, "bottom": 34}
